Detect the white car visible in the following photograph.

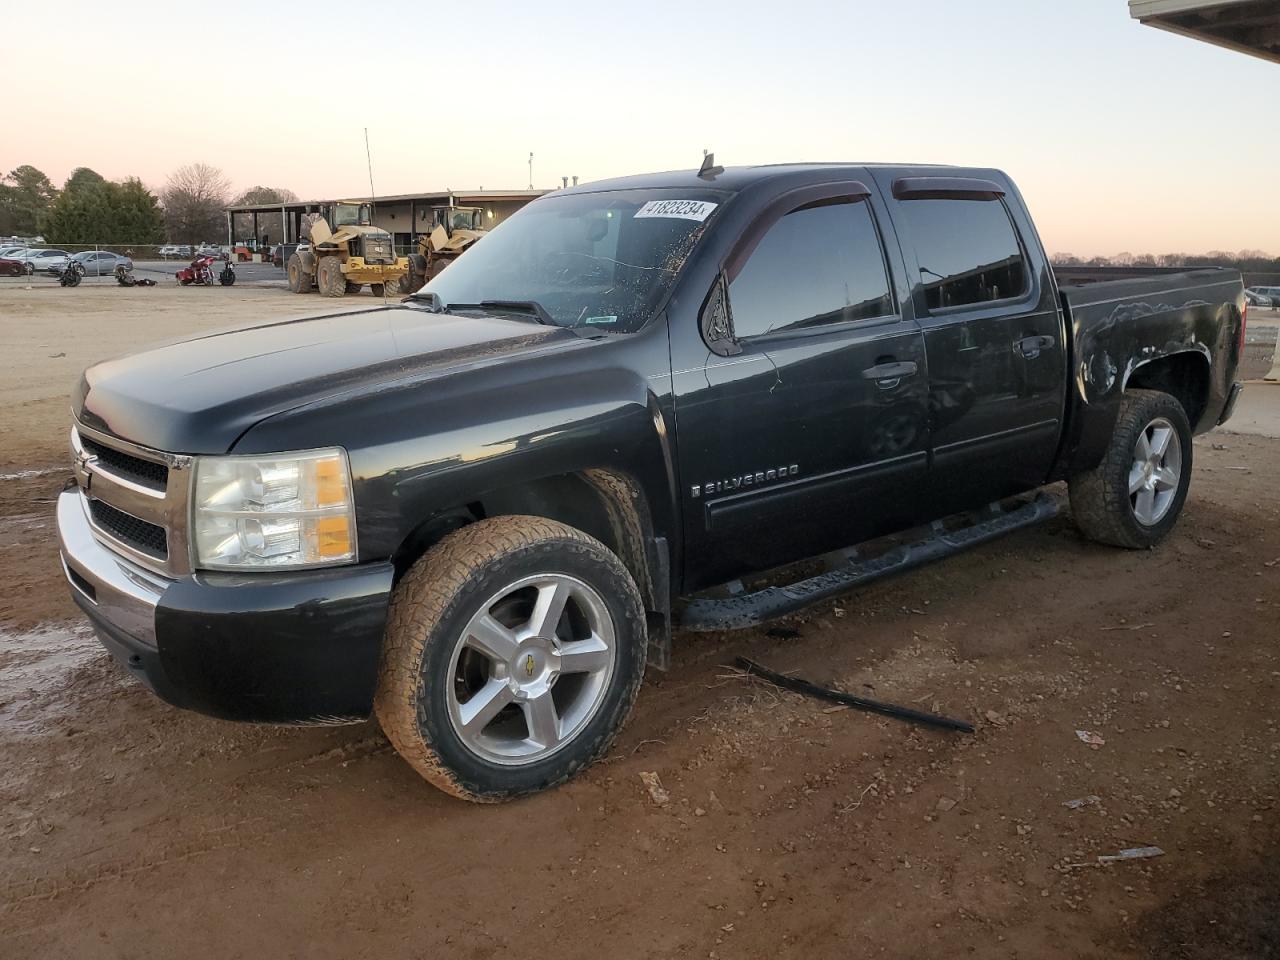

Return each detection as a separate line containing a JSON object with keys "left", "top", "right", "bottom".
{"left": 1246, "top": 286, "right": 1278, "bottom": 308}
{"left": 22, "top": 249, "right": 72, "bottom": 273}
{"left": 159, "top": 244, "right": 180, "bottom": 258}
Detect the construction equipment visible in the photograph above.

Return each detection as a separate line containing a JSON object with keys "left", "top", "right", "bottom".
{"left": 404, "top": 205, "right": 488, "bottom": 294}
{"left": 286, "top": 201, "right": 409, "bottom": 298}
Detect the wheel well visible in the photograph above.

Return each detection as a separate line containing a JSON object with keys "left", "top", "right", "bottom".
{"left": 390, "top": 470, "right": 660, "bottom": 609}
{"left": 1125, "top": 352, "right": 1210, "bottom": 428}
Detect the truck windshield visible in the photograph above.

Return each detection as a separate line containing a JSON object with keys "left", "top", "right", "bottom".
{"left": 419, "top": 188, "right": 724, "bottom": 333}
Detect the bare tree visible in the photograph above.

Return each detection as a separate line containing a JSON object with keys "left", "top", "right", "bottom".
{"left": 231, "top": 186, "right": 299, "bottom": 206}
{"left": 161, "top": 163, "right": 230, "bottom": 246}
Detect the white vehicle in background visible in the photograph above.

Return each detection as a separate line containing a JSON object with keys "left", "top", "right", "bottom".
{"left": 158, "top": 244, "right": 180, "bottom": 258}
{"left": 1245, "top": 286, "right": 1278, "bottom": 308}
{"left": 23, "top": 249, "right": 73, "bottom": 274}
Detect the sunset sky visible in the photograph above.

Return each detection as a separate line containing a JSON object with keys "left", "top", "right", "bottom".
{"left": 7, "top": 0, "right": 1278, "bottom": 256}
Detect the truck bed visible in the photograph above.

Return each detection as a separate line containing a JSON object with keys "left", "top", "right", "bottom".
{"left": 1053, "top": 266, "right": 1244, "bottom": 477}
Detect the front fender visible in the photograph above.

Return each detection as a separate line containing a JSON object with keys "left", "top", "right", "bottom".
{"left": 234, "top": 331, "right": 679, "bottom": 566}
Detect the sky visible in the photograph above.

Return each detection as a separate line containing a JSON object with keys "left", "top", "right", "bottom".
{"left": 5, "top": 0, "right": 1278, "bottom": 256}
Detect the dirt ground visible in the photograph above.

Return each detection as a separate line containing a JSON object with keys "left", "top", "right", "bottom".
{"left": 2, "top": 284, "right": 1279, "bottom": 960}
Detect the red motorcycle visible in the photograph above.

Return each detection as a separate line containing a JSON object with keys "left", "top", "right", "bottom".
{"left": 176, "top": 253, "right": 235, "bottom": 286}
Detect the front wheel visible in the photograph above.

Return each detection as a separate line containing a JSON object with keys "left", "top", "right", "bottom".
{"left": 317, "top": 256, "right": 346, "bottom": 297}
{"left": 375, "top": 516, "right": 647, "bottom": 802}
{"left": 1068, "top": 388, "right": 1193, "bottom": 549}
{"left": 286, "top": 254, "right": 311, "bottom": 294}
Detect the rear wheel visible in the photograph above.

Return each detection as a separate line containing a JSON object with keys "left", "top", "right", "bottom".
{"left": 1069, "top": 389, "right": 1193, "bottom": 549}
{"left": 370, "top": 283, "right": 386, "bottom": 297}
{"left": 286, "top": 254, "right": 311, "bottom": 294}
{"left": 316, "top": 256, "right": 346, "bottom": 297}
{"left": 375, "top": 516, "right": 647, "bottom": 802}
{"left": 406, "top": 254, "right": 428, "bottom": 294}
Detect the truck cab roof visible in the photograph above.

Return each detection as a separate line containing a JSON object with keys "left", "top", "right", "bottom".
{"left": 561, "top": 162, "right": 979, "bottom": 196}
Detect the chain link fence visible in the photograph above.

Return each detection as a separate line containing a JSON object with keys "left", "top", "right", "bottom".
{"left": 0, "top": 240, "right": 286, "bottom": 286}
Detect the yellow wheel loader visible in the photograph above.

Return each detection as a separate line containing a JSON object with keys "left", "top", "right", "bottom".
{"left": 403, "top": 205, "right": 488, "bottom": 294}
{"left": 286, "top": 201, "right": 410, "bottom": 298}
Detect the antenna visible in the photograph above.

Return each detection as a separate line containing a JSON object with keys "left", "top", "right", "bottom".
{"left": 528, "top": 152, "right": 534, "bottom": 190}
{"left": 364, "top": 127, "right": 378, "bottom": 206}
{"left": 698, "top": 150, "right": 723, "bottom": 180}
{"left": 364, "top": 127, "right": 390, "bottom": 305}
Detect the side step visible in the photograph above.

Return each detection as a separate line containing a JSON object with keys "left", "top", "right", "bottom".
{"left": 679, "top": 494, "right": 1060, "bottom": 632}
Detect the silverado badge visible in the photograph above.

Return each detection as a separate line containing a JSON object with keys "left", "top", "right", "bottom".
{"left": 525, "top": 654, "right": 536, "bottom": 678}
{"left": 691, "top": 464, "right": 798, "bottom": 498}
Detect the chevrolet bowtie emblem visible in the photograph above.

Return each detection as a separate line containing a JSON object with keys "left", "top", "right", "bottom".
{"left": 74, "top": 451, "right": 96, "bottom": 491}
{"left": 525, "top": 654, "right": 535, "bottom": 677}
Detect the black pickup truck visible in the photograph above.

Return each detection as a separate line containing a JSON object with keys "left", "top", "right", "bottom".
{"left": 57, "top": 162, "right": 1246, "bottom": 801}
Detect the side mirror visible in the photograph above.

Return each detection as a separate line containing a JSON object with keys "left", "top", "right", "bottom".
{"left": 700, "top": 275, "right": 741, "bottom": 357}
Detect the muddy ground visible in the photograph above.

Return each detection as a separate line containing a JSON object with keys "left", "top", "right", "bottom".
{"left": 2, "top": 284, "right": 1279, "bottom": 959}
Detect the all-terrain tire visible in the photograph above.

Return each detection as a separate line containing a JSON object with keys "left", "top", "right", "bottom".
{"left": 317, "top": 256, "right": 346, "bottom": 298}
{"left": 375, "top": 516, "right": 647, "bottom": 802}
{"left": 406, "top": 254, "right": 428, "bottom": 294}
{"left": 286, "top": 253, "right": 311, "bottom": 294}
{"left": 1068, "top": 388, "right": 1193, "bottom": 549}
{"left": 370, "top": 283, "right": 386, "bottom": 298}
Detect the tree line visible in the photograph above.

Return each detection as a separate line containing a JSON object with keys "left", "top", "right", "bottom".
{"left": 0, "top": 163, "right": 295, "bottom": 247}
{"left": 1052, "top": 250, "right": 1278, "bottom": 271}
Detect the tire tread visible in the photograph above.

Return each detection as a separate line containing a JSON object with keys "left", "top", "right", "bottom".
{"left": 375, "top": 516, "right": 645, "bottom": 802}
{"left": 1068, "top": 389, "right": 1191, "bottom": 549}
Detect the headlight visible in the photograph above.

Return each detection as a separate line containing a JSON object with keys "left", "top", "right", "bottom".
{"left": 192, "top": 448, "right": 356, "bottom": 570}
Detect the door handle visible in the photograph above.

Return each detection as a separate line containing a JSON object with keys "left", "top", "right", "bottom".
{"left": 861, "top": 360, "right": 918, "bottom": 380}
{"left": 1016, "top": 335, "right": 1054, "bottom": 358}
{"left": 861, "top": 360, "right": 918, "bottom": 388}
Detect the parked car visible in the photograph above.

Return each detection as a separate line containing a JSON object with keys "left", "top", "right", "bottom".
{"left": 158, "top": 244, "right": 180, "bottom": 258}
{"left": 1245, "top": 286, "right": 1279, "bottom": 308}
{"left": 22, "top": 249, "right": 72, "bottom": 274}
{"left": 57, "top": 162, "right": 1245, "bottom": 802}
{"left": 72, "top": 250, "right": 134, "bottom": 276}
{"left": 175, "top": 244, "right": 192, "bottom": 257}
{"left": 0, "top": 246, "right": 30, "bottom": 260}
{"left": 0, "top": 252, "right": 33, "bottom": 277}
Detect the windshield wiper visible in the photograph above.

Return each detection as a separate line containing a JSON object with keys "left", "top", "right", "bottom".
{"left": 445, "top": 300, "right": 555, "bottom": 325}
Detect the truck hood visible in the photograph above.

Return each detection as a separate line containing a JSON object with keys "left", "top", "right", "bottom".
{"left": 74, "top": 306, "right": 576, "bottom": 454}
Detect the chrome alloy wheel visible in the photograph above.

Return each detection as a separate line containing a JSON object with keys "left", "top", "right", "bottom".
{"left": 445, "top": 574, "right": 616, "bottom": 765}
{"left": 1129, "top": 416, "right": 1182, "bottom": 526}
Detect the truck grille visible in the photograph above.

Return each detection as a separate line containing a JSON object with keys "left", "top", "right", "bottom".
{"left": 89, "top": 500, "right": 168, "bottom": 559}
{"left": 364, "top": 238, "right": 392, "bottom": 263}
{"left": 80, "top": 435, "right": 168, "bottom": 491}
{"left": 72, "top": 424, "right": 193, "bottom": 576}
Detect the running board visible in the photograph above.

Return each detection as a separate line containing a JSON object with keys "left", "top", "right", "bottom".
{"left": 679, "top": 494, "right": 1060, "bottom": 632}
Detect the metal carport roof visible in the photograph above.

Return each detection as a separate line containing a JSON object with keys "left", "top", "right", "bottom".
{"left": 1130, "top": 0, "right": 1280, "bottom": 63}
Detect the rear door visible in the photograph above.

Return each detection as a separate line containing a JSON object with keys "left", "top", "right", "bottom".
{"left": 673, "top": 183, "right": 929, "bottom": 588}
{"left": 880, "top": 175, "right": 1066, "bottom": 512}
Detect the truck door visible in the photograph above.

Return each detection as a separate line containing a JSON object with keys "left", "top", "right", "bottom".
{"left": 882, "top": 176, "right": 1067, "bottom": 513}
{"left": 672, "top": 185, "right": 929, "bottom": 590}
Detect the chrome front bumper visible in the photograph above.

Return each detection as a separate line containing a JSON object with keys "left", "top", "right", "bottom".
{"left": 57, "top": 487, "right": 170, "bottom": 647}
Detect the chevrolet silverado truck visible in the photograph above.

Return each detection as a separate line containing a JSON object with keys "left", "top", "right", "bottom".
{"left": 57, "top": 163, "right": 1246, "bottom": 801}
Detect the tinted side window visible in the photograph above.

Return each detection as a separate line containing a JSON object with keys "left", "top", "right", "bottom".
{"left": 899, "top": 198, "right": 1027, "bottom": 310}
{"left": 729, "top": 198, "right": 892, "bottom": 339}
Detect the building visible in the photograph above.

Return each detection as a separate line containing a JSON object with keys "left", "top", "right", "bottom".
{"left": 225, "top": 189, "right": 547, "bottom": 253}
{"left": 1129, "top": 0, "right": 1280, "bottom": 63}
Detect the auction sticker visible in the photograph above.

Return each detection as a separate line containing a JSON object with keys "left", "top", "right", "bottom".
{"left": 633, "top": 200, "right": 718, "bottom": 222}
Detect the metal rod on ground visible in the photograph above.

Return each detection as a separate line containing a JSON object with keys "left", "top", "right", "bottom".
{"left": 735, "top": 656, "right": 975, "bottom": 733}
